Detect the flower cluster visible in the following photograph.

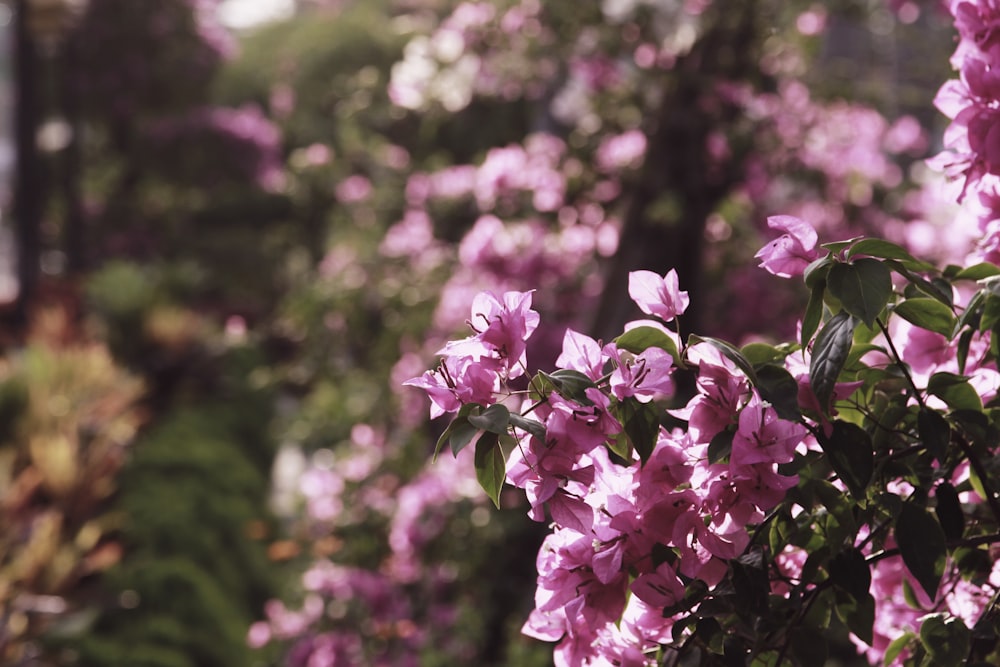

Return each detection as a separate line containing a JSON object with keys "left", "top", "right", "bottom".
{"left": 406, "top": 265, "right": 831, "bottom": 665}
{"left": 407, "top": 217, "right": 1000, "bottom": 665}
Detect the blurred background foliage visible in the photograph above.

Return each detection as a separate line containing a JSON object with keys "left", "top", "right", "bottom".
{"left": 0, "top": 0, "right": 963, "bottom": 665}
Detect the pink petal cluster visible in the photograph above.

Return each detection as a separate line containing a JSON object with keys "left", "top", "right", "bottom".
{"left": 754, "top": 215, "right": 820, "bottom": 278}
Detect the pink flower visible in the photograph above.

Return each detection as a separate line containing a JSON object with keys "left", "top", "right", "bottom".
{"left": 604, "top": 343, "right": 675, "bottom": 403}
{"left": 628, "top": 269, "right": 690, "bottom": 322}
{"left": 555, "top": 328, "right": 605, "bottom": 380}
{"left": 755, "top": 215, "right": 820, "bottom": 278}
{"left": 731, "top": 392, "right": 807, "bottom": 466}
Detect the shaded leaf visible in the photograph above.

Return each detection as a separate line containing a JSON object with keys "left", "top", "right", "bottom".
{"left": 508, "top": 413, "right": 546, "bottom": 440}
{"left": 920, "top": 614, "right": 971, "bottom": 666}
{"left": 616, "top": 397, "right": 660, "bottom": 464}
{"left": 817, "top": 421, "right": 873, "bottom": 500}
{"left": 896, "top": 503, "right": 947, "bottom": 600}
{"left": 754, "top": 364, "right": 802, "bottom": 422}
{"left": 708, "top": 429, "right": 734, "bottom": 464}
{"left": 829, "top": 548, "right": 871, "bottom": 601}
{"left": 918, "top": 407, "right": 951, "bottom": 463}
{"left": 688, "top": 335, "right": 758, "bottom": 383}
{"left": 935, "top": 482, "right": 965, "bottom": 541}
{"left": 474, "top": 432, "right": 506, "bottom": 508}
{"left": 809, "top": 311, "right": 857, "bottom": 414}
{"left": 827, "top": 259, "right": 893, "bottom": 328}
{"left": 467, "top": 403, "right": 510, "bottom": 434}
{"left": 541, "top": 369, "right": 595, "bottom": 404}
{"left": 434, "top": 403, "right": 481, "bottom": 460}
{"left": 802, "top": 280, "right": 825, "bottom": 349}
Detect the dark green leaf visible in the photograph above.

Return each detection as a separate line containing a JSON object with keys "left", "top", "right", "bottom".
{"left": 754, "top": 364, "right": 802, "bottom": 422}
{"left": 957, "top": 329, "right": 974, "bottom": 374}
{"left": 662, "top": 579, "right": 709, "bottom": 617}
{"left": 827, "top": 259, "right": 893, "bottom": 328}
{"left": 616, "top": 397, "right": 660, "bottom": 464}
{"left": 474, "top": 432, "right": 506, "bottom": 508}
{"left": 708, "top": 429, "right": 734, "bottom": 464}
{"left": 841, "top": 593, "right": 876, "bottom": 646}
{"left": 790, "top": 626, "right": 829, "bottom": 666}
{"left": 829, "top": 548, "right": 871, "bottom": 601}
{"left": 920, "top": 614, "right": 971, "bottom": 666}
{"left": 927, "top": 372, "right": 984, "bottom": 412}
{"left": 467, "top": 403, "right": 511, "bottom": 434}
{"left": 980, "top": 294, "right": 1000, "bottom": 332}
{"left": 688, "top": 335, "right": 758, "bottom": 383}
{"left": 434, "top": 403, "right": 482, "bottom": 460}
{"left": 809, "top": 311, "right": 857, "bottom": 414}
{"left": 802, "top": 280, "right": 825, "bottom": 349}
{"left": 541, "top": 369, "right": 595, "bottom": 404}
{"left": 886, "top": 259, "right": 953, "bottom": 305}
{"left": 804, "top": 255, "right": 834, "bottom": 289}
{"left": 935, "top": 482, "right": 965, "bottom": 541}
{"left": 918, "top": 408, "right": 951, "bottom": 463}
{"left": 508, "top": 413, "right": 546, "bottom": 440}
{"left": 817, "top": 421, "right": 873, "bottom": 500}
{"left": 731, "top": 548, "right": 769, "bottom": 616}
{"left": 614, "top": 325, "right": 680, "bottom": 363}
{"left": 896, "top": 503, "right": 947, "bottom": 600}
{"left": 894, "top": 298, "right": 957, "bottom": 338}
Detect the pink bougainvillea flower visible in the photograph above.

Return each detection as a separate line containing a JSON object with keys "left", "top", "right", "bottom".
{"left": 730, "top": 391, "right": 808, "bottom": 466}
{"left": 755, "top": 215, "right": 820, "bottom": 278}
{"left": 555, "top": 328, "right": 605, "bottom": 380}
{"left": 628, "top": 269, "right": 690, "bottom": 322}
{"left": 604, "top": 343, "right": 675, "bottom": 403}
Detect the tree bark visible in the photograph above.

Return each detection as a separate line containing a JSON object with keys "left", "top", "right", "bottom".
{"left": 590, "top": 3, "right": 763, "bottom": 344}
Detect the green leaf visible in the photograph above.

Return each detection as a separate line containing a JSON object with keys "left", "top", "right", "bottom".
{"left": 754, "top": 364, "right": 802, "bottom": 422}
{"left": 541, "top": 369, "right": 596, "bottom": 404}
{"left": 790, "top": 626, "right": 829, "bottom": 666}
{"left": 829, "top": 548, "right": 871, "bottom": 601}
{"left": 887, "top": 259, "right": 953, "bottom": 305}
{"left": 616, "top": 397, "right": 660, "bottom": 464}
{"left": 809, "top": 311, "right": 857, "bottom": 414}
{"left": 896, "top": 503, "right": 947, "bottom": 600}
{"left": 894, "top": 298, "right": 957, "bottom": 338}
{"left": 835, "top": 591, "right": 875, "bottom": 646}
{"left": 927, "top": 372, "right": 984, "bottom": 412}
{"left": 827, "top": 259, "right": 893, "bottom": 328}
{"left": 474, "top": 432, "right": 506, "bottom": 508}
{"left": 741, "top": 342, "right": 788, "bottom": 367}
{"left": 707, "top": 429, "right": 734, "bottom": 464}
{"left": 817, "top": 421, "right": 873, "bottom": 500}
{"left": 821, "top": 237, "right": 864, "bottom": 254}
{"left": 954, "top": 262, "right": 1000, "bottom": 281}
{"left": 508, "top": 413, "right": 546, "bottom": 440}
{"left": 848, "top": 238, "right": 930, "bottom": 269}
{"left": 688, "top": 335, "right": 758, "bottom": 384}
{"left": 802, "top": 280, "right": 826, "bottom": 349}
{"left": 614, "top": 325, "right": 680, "bottom": 363}
{"left": 885, "top": 632, "right": 916, "bottom": 665}
{"left": 804, "top": 256, "right": 833, "bottom": 289}
{"left": 731, "top": 548, "right": 770, "bottom": 616}
{"left": 934, "top": 482, "right": 965, "bottom": 541}
{"left": 918, "top": 407, "right": 951, "bottom": 463}
{"left": 434, "top": 403, "right": 482, "bottom": 460}
{"left": 467, "top": 403, "right": 511, "bottom": 434}
{"left": 919, "top": 614, "right": 971, "bottom": 666}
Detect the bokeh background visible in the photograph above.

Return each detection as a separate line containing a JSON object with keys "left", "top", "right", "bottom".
{"left": 0, "top": 1, "right": 972, "bottom": 665}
